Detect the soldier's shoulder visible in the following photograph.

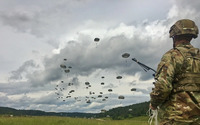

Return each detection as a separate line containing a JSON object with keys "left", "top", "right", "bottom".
{"left": 165, "top": 48, "right": 181, "bottom": 54}
{"left": 161, "top": 48, "right": 183, "bottom": 61}
{"left": 163, "top": 48, "right": 181, "bottom": 57}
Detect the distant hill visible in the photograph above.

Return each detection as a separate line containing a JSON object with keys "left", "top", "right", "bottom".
{"left": 0, "top": 107, "right": 58, "bottom": 116}
{"left": 0, "top": 107, "right": 96, "bottom": 118}
{"left": 97, "top": 101, "right": 150, "bottom": 120}
{"left": 0, "top": 101, "right": 150, "bottom": 119}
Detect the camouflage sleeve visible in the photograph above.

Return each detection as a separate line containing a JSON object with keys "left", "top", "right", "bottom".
{"left": 150, "top": 49, "right": 177, "bottom": 108}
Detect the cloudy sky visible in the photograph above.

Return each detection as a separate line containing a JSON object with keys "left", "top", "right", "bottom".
{"left": 0, "top": 0, "right": 200, "bottom": 113}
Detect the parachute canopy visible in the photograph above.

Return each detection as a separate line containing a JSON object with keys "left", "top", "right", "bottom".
{"left": 101, "top": 109, "right": 106, "bottom": 113}
{"left": 108, "top": 89, "right": 113, "bottom": 92}
{"left": 86, "top": 100, "right": 91, "bottom": 103}
{"left": 98, "top": 95, "right": 102, "bottom": 98}
{"left": 116, "top": 76, "right": 122, "bottom": 79}
{"left": 94, "top": 38, "right": 100, "bottom": 42}
{"left": 122, "top": 53, "right": 130, "bottom": 58}
{"left": 118, "top": 95, "right": 125, "bottom": 99}
{"left": 60, "top": 64, "right": 66, "bottom": 69}
{"left": 85, "top": 82, "right": 90, "bottom": 85}
{"left": 64, "top": 69, "right": 70, "bottom": 73}
{"left": 131, "top": 88, "right": 137, "bottom": 91}
{"left": 69, "top": 90, "right": 75, "bottom": 93}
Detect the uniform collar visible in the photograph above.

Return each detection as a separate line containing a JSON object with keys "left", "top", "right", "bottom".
{"left": 175, "top": 43, "right": 193, "bottom": 48}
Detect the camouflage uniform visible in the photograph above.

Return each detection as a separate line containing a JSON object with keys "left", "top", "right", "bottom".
{"left": 150, "top": 19, "right": 200, "bottom": 125}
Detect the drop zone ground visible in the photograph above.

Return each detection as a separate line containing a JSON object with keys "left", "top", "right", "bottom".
{"left": 0, "top": 116, "right": 149, "bottom": 125}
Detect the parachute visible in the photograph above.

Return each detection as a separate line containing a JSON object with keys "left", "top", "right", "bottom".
{"left": 68, "top": 83, "right": 73, "bottom": 86}
{"left": 64, "top": 69, "right": 70, "bottom": 73}
{"left": 85, "top": 82, "right": 90, "bottom": 85}
{"left": 86, "top": 100, "right": 91, "bottom": 103}
{"left": 108, "top": 89, "right": 113, "bottom": 92}
{"left": 131, "top": 88, "right": 137, "bottom": 91}
{"left": 98, "top": 95, "right": 102, "bottom": 98}
{"left": 122, "top": 53, "right": 130, "bottom": 65}
{"left": 69, "top": 90, "right": 75, "bottom": 93}
{"left": 118, "top": 95, "right": 125, "bottom": 99}
{"left": 118, "top": 95, "right": 125, "bottom": 104}
{"left": 94, "top": 38, "right": 100, "bottom": 42}
{"left": 122, "top": 53, "right": 130, "bottom": 58}
{"left": 116, "top": 76, "right": 122, "bottom": 79}
{"left": 101, "top": 109, "right": 106, "bottom": 113}
{"left": 60, "top": 64, "right": 67, "bottom": 69}
{"left": 102, "top": 99, "right": 106, "bottom": 101}
{"left": 94, "top": 37, "right": 100, "bottom": 48}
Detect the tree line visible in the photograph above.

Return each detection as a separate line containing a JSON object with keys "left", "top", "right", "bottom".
{"left": 0, "top": 101, "right": 150, "bottom": 119}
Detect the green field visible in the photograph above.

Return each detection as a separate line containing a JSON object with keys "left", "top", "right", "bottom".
{"left": 0, "top": 116, "right": 149, "bottom": 125}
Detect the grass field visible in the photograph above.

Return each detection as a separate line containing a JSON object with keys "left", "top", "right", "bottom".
{"left": 0, "top": 116, "right": 149, "bottom": 125}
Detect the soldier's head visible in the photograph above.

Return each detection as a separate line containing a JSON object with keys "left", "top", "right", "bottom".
{"left": 169, "top": 19, "right": 199, "bottom": 43}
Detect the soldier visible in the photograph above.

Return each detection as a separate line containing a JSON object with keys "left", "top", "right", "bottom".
{"left": 150, "top": 19, "right": 200, "bottom": 125}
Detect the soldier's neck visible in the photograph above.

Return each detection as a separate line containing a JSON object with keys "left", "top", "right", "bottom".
{"left": 174, "top": 40, "right": 190, "bottom": 47}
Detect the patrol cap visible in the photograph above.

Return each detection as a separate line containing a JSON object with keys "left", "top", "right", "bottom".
{"left": 169, "top": 19, "right": 199, "bottom": 38}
